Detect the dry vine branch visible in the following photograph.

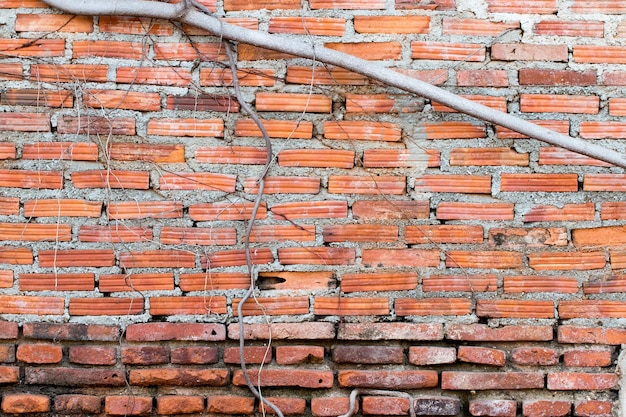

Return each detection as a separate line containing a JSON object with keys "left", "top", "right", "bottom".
{"left": 41, "top": 0, "right": 626, "bottom": 168}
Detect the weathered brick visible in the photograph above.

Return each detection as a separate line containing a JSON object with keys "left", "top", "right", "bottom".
{"left": 54, "top": 395, "right": 101, "bottom": 414}
{"left": 414, "top": 397, "right": 461, "bottom": 416}
{"left": 16, "top": 343, "right": 62, "bottom": 364}
{"left": 559, "top": 326, "right": 626, "bottom": 345}
{"left": 511, "top": 347, "right": 559, "bottom": 366}
{"left": 563, "top": 349, "right": 612, "bottom": 367}
{"left": 339, "top": 322, "right": 443, "bottom": 341}
{"left": 233, "top": 369, "right": 333, "bottom": 388}
{"left": 229, "top": 323, "right": 335, "bottom": 340}
{"left": 0, "top": 322, "right": 18, "bottom": 339}
{"left": 423, "top": 274, "right": 497, "bottom": 292}
{"left": 23, "top": 323, "right": 119, "bottom": 341}
{"left": 523, "top": 400, "right": 571, "bottom": 417}
{"left": 492, "top": 43, "right": 567, "bottom": 61}
{"left": 25, "top": 368, "right": 125, "bottom": 386}
{"left": 548, "top": 373, "right": 617, "bottom": 390}
{"left": 458, "top": 346, "right": 506, "bottom": 366}
{"left": 171, "top": 347, "right": 218, "bottom": 365}
{"left": 409, "top": 346, "right": 456, "bottom": 365}
{"left": 396, "top": 298, "right": 472, "bottom": 316}
{"left": 333, "top": 345, "right": 404, "bottom": 364}
{"left": 157, "top": 396, "right": 204, "bottom": 415}
{"left": 260, "top": 397, "right": 306, "bottom": 415}
{"left": 0, "top": 344, "right": 15, "bottom": 362}
{"left": 122, "top": 346, "right": 169, "bottom": 365}
{"left": 69, "top": 346, "right": 117, "bottom": 365}
{"left": 362, "top": 396, "right": 411, "bottom": 416}
{"left": 362, "top": 248, "right": 440, "bottom": 268}
{"left": 338, "top": 370, "right": 438, "bottom": 389}
{"left": 1, "top": 394, "right": 49, "bottom": 414}
{"left": 442, "top": 372, "right": 544, "bottom": 390}
{"left": 207, "top": 396, "right": 255, "bottom": 415}
{"left": 470, "top": 400, "right": 517, "bottom": 417}
{"left": 0, "top": 365, "right": 18, "bottom": 383}
{"left": 130, "top": 369, "right": 229, "bottom": 387}
{"left": 574, "top": 400, "right": 612, "bottom": 417}
{"left": 223, "top": 346, "right": 271, "bottom": 364}
{"left": 276, "top": 345, "right": 324, "bottom": 365}
{"left": 311, "top": 397, "right": 353, "bottom": 417}
{"left": 105, "top": 396, "right": 152, "bottom": 416}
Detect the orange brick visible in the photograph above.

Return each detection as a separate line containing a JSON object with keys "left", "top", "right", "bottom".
{"left": 248, "top": 224, "right": 316, "bottom": 243}
{"left": 574, "top": 45, "right": 626, "bottom": 64}
{"left": 0, "top": 113, "right": 50, "bottom": 132}
{"left": 458, "top": 346, "right": 506, "bottom": 366}
{"left": 200, "top": 67, "right": 275, "bottom": 87}
{"left": 362, "top": 397, "right": 411, "bottom": 416}
{"left": 547, "top": 373, "right": 617, "bottom": 391}
{"left": 585, "top": 275, "right": 626, "bottom": 294}
{"left": 224, "top": 0, "right": 299, "bottom": 9}
{"left": 0, "top": 270, "right": 13, "bottom": 288}
{"left": 119, "top": 250, "right": 195, "bottom": 268}
{"left": 258, "top": 271, "right": 334, "bottom": 291}
{"left": 108, "top": 143, "right": 185, "bottom": 163}
{"left": 448, "top": 324, "right": 553, "bottom": 341}
{"left": 116, "top": 66, "right": 191, "bottom": 86}
{"left": 157, "top": 396, "right": 204, "bottom": 415}
{"left": 346, "top": 94, "right": 426, "bottom": 113}
{"left": 258, "top": 397, "right": 305, "bottom": 415}
{"left": 423, "top": 274, "right": 497, "bottom": 292}
{"left": 314, "top": 297, "right": 389, "bottom": 316}
{"left": 73, "top": 40, "right": 146, "bottom": 59}
{"left": 160, "top": 227, "right": 236, "bottom": 245}
{"left": 324, "top": 121, "right": 401, "bottom": 142}
{"left": 83, "top": 89, "right": 160, "bottom": 111}
{"left": 108, "top": 201, "right": 182, "bottom": 220}
{"left": 237, "top": 44, "right": 296, "bottom": 61}
{"left": 0, "top": 39, "right": 64, "bottom": 57}
{"left": 501, "top": 173, "right": 578, "bottom": 192}
{"left": 328, "top": 175, "right": 406, "bottom": 194}
{"left": 396, "top": 298, "right": 472, "bottom": 316}
{"left": 1, "top": 394, "right": 49, "bottom": 414}
{"left": 256, "top": 93, "right": 331, "bottom": 113}
{"left": 574, "top": 401, "right": 613, "bottom": 417}
{"left": 0, "top": 169, "right": 61, "bottom": 189}
{"left": 580, "top": 121, "right": 626, "bottom": 139}
{"left": 286, "top": 65, "right": 369, "bottom": 85}
{"left": 19, "top": 273, "right": 94, "bottom": 291}
{"left": 559, "top": 300, "right": 626, "bottom": 319}
{"left": 534, "top": 20, "right": 604, "bottom": 37}
{"left": 497, "top": 120, "right": 570, "bottom": 139}
{"left": 406, "top": 225, "right": 484, "bottom": 244}
{"left": 153, "top": 42, "right": 226, "bottom": 61}
{"left": 362, "top": 149, "right": 439, "bottom": 168}
{"left": 521, "top": 94, "right": 599, "bottom": 114}
{"left": 524, "top": 202, "right": 595, "bottom": 222}
{"left": 310, "top": 0, "right": 385, "bottom": 9}
{"left": 352, "top": 200, "right": 429, "bottom": 220}
{"left": 234, "top": 296, "right": 309, "bottom": 316}
{"left": 489, "top": 227, "right": 568, "bottom": 247}
{"left": 570, "top": 1, "right": 626, "bottom": 13}
{"left": 99, "top": 15, "right": 173, "bottom": 35}
{"left": 0, "top": 295, "right": 64, "bottom": 315}
{"left": 0, "top": 223, "right": 71, "bottom": 242}
{"left": 278, "top": 149, "right": 355, "bottom": 168}
{"left": 78, "top": 225, "right": 151, "bottom": 243}
{"left": 450, "top": 147, "right": 528, "bottom": 166}
{"left": 573, "top": 225, "right": 626, "bottom": 249}
{"left": 446, "top": 251, "right": 522, "bottom": 269}
{"left": 457, "top": 69, "right": 508, "bottom": 87}
{"left": 16, "top": 13, "right": 93, "bottom": 32}
{"left": 130, "top": 368, "right": 228, "bottom": 386}
{"left": 244, "top": 176, "right": 320, "bottom": 194}
{"left": 0, "top": 63, "right": 23, "bottom": 80}
{"left": 341, "top": 272, "right": 417, "bottom": 292}
{"left": 271, "top": 201, "right": 347, "bottom": 219}
{"left": 433, "top": 95, "right": 508, "bottom": 113}
{"left": 201, "top": 248, "right": 274, "bottom": 268}
{"left": 443, "top": 18, "right": 519, "bottom": 36}
{"left": 478, "top": 299, "right": 554, "bottom": 319}
{"left": 312, "top": 398, "right": 353, "bottom": 417}
{"left": 584, "top": 174, "right": 626, "bottom": 191}
{"left": 504, "top": 276, "right": 578, "bottom": 293}
{"left": 399, "top": 68, "right": 450, "bottom": 84}
{"left": 22, "top": 142, "right": 95, "bottom": 161}
{"left": 0, "top": 88, "right": 73, "bottom": 108}
{"left": 72, "top": 170, "right": 149, "bottom": 189}
{"left": 355, "top": 15, "right": 430, "bottom": 34}
{"left": 38, "top": 249, "right": 115, "bottom": 268}
{"left": 179, "top": 272, "right": 249, "bottom": 292}
{"left": 235, "top": 119, "right": 312, "bottom": 139}
{"left": 600, "top": 202, "right": 626, "bottom": 220}
{"left": 99, "top": 273, "right": 174, "bottom": 292}
{"left": 411, "top": 41, "right": 485, "bottom": 61}
{"left": 196, "top": 146, "right": 266, "bottom": 165}
{"left": 493, "top": 43, "right": 568, "bottom": 61}
{"left": 529, "top": 252, "right": 606, "bottom": 270}
{"left": 147, "top": 118, "right": 223, "bottom": 137}
{"left": 323, "top": 224, "right": 398, "bottom": 242}
{"left": 0, "top": 197, "right": 19, "bottom": 215}
{"left": 30, "top": 64, "right": 108, "bottom": 83}
{"left": 70, "top": 298, "right": 144, "bottom": 316}
{"left": 17, "top": 343, "right": 62, "bottom": 364}
{"left": 207, "top": 396, "right": 255, "bottom": 415}
{"left": 278, "top": 247, "right": 355, "bottom": 266}
{"left": 105, "top": 396, "right": 152, "bottom": 416}
{"left": 269, "top": 17, "right": 345, "bottom": 35}
{"left": 511, "top": 347, "right": 559, "bottom": 366}
{"left": 563, "top": 349, "right": 612, "bottom": 367}
{"left": 159, "top": 172, "right": 236, "bottom": 192}
{"left": 414, "top": 175, "right": 491, "bottom": 193}
{"left": 326, "top": 41, "right": 402, "bottom": 60}
{"left": 609, "top": 98, "right": 626, "bottom": 116}
{"left": 436, "top": 202, "right": 514, "bottom": 220}
{"left": 149, "top": 296, "right": 227, "bottom": 316}
{"left": 233, "top": 368, "right": 333, "bottom": 389}
{"left": 0, "top": 143, "right": 15, "bottom": 160}
{"left": 362, "top": 249, "right": 440, "bottom": 268}
{"left": 424, "top": 121, "right": 486, "bottom": 139}
{"left": 0, "top": 247, "right": 32, "bottom": 265}
{"left": 189, "top": 201, "right": 267, "bottom": 221}
{"left": 539, "top": 147, "right": 611, "bottom": 167}
{"left": 485, "top": 0, "right": 556, "bottom": 13}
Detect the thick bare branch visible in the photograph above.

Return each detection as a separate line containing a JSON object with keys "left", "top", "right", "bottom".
{"left": 41, "top": 0, "right": 626, "bottom": 168}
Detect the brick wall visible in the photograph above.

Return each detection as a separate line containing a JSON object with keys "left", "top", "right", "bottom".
{"left": 0, "top": 0, "right": 624, "bottom": 415}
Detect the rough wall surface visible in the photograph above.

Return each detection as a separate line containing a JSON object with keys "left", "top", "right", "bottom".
{"left": 0, "top": 0, "right": 625, "bottom": 415}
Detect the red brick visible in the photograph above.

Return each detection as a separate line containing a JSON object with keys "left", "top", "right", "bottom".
{"left": 501, "top": 173, "right": 578, "bottom": 192}
{"left": 470, "top": 400, "right": 517, "bottom": 417}
{"left": 409, "top": 346, "right": 456, "bottom": 365}
{"left": 0, "top": 113, "right": 50, "bottom": 132}
{"left": 99, "top": 273, "right": 174, "bottom": 293}
{"left": 573, "top": 225, "right": 626, "bottom": 249}
{"left": 166, "top": 94, "right": 239, "bottom": 112}
{"left": 196, "top": 146, "right": 267, "bottom": 165}
{"left": 314, "top": 297, "right": 389, "bottom": 316}
{"left": 457, "top": 70, "right": 509, "bottom": 87}
{"left": 228, "top": 323, "right": 335, "bottom": 340}
{"left": 520, "top": 68, "right": 597, "bottom": 85}
{"left": 16, "top": 343, "right": 61, "bottom": 364}
{"left": 259, "top": 397, "right": 306, "bottom": 415}
{"left": 0, "top": 365, "right": 19, "bottom": 383}
{"left": 0, "top": 270, "right": 12, "bottom": 288}
{"left": 574, "top": 401, "right": 612, "bottom": 417}
{"left": 328, "top": 175, "right": 406, "bottom": 194}
{"left": 25, "top": 368, "right": 125, "bottom": 386}
{"left": 333, "top": 345, "right": 404, "bottom": 364}
{"left": 1, "top": 394, "right": 49, "bottom": 414}
{"left": 0, "top": 63, "right": 23, "bottom": 80}
{"left": 563, "top": 349, "right": 612, "bottom": 367}
{"left": 362, "top": 396, "right": 411, "bottom": 416}
{"left": 223, "top": 346, "right": 271, "bottom": 365}
{"left": 126, "top": 323, "right": 224, "bottom": 342}
{"left": 0, "top": 197, "right": 19, "bottom": 215}
{"left": 157, "top": 396, "right": 204, "bottom": 415}
{"left": 0, "top": 295, "right": 64, "bottom": 315}
{"left": 233, "top": 369, "right": 333, "bottom": 388}
{"left": 447, "top": 324, "right": 553, "bottom": 342}
{"left": 536, "top": 19, "right": 603, "bottom": 37}
{"left": 547, "top": 373, "right": 617, "bottom": 390}
{"left": 122, "top": 346, "right": 169, "bottom": 365}
{"left": 154, "top": 42, "right": 227, "bottom": 61}
{"left": 79, "top": 225, "right": 152, "bottom": 243}
{"left": 570, "top": 1, "right": 626, "bottom": 13}
{"left": 450, "top": 147, "right": 528, "bottom": 166}
{"left": 493, "top": 43, "right": 567, "bottom": 61}
{"left": 31, "top": 64, "right": 108, "bottom": 83}
{"left": 311, "top": 397, "right": 353, "bottom": 417}
{"left": 580, "top": 121, "right": 626, "bottom": 139}
{"left": 446, "top": 250, "right": 521, "bottom": 269}
{"left": 511, "top": 347, "right": 559, "bottom": 366}
{"left": 458, "top": 346, "right": 506, "bottom": 366}
{"left": 490, "top": 227, "right": 567, "bottom": 248}
{"left": 54, "top": 395, "right": 101, "bottom": 414}
{"left": 485, "top": 0, "right": 556, "bottom": 13}
{"left": 105, "top": 396, "right": 152, "bottom": 416}
{"left": 130, "top": 368, "right": 228, "bottom": 387}
{"left": 69, "top": 346, "right": 117, "bottom": 365}
{"left": 559, "top": 326, "right": 626, "bottom": 345}
{"left": 207, "top": 396, "right": 254, "bottom": 415}
{"left": 347, "top": 93, "right": 427, "bottom": 113}
{"left": 498, "top": 120, "right": 570, "bottom": 139}
{"left": 478, "top": 299, "right": 554, "bottom": 319}
{"left": 341, "top": 272, "right": 417, "bottom": 292}
{"left": 414, "top": 397, "right": 460, "bottom": 416}
{"left": 200, "top": 67, "right": 275, "bottom": 87}
{"left": 363, "top": 148, "right": 439, "bottom": 168}
{"left": 559, "top": 300, "right": 626, "bottom": 319}
{"left": 190, "top": 201, "right": 266, "bottom": 221}
{"left": 23, "top": 323, "right": 120, "bottom": 341}
{"left": 159, "top": 172, "right": 235, "bottom": 192}
{"left": 0, "top": 222, "right": 71, "bottom": 242}
{"left": 83, "top": 89, "right": 159, "bottom": 111}
{"left": 171, "top": 347, "right": 218, "bottom": 365}
{"left": 276, "top": 346, "right": 324, "bottom": 365}
{"left": 584, "top": 275, "right": 626, "bottom": 294}
{"left": 352, "top": 200, "right": 429, "bottom": 220}
{"left": 74, "top": 40, "right": 146, "bottom": 59}
{"left": 160, "top": 226, "right": 236, "bottom": 245}
{"left": 178, "top": 272, "right": 247, "bottom": 292}
{"left": 323, "top": 224, "right": 398, "bottom": 242}
{"left": 116, "top": 66, "right": 190, "bottom": 86}
{"left": 574, "top": 45, "right": 626, "bottom": 64}
{"left": 339, "top": 370, "right": 437, "bottom": 389}
{"left": 1, "top": 88, "right": 73, "bottom": 108}
{"left": 539, "top": 147, "right": 611, "bottom": 167}
{"left": 0, "top": 344, "right": 15, "bottom": 362}
{"left": 256, "top": 92, "right": 331, "bottom": 112}
{"left": 338, "top": 322, "right": 443, "bottom": 341}
{"left": 443, "top": 372, "right": 544, "bottom": 390}
{"left": 362, "top": 248, "right": 440, "bottom": 268}
{"left": 396, "top": 298, "right": 472, "bottom": 316}
{"left": 414, "top": 174, "right": 491, "bottom": 193}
